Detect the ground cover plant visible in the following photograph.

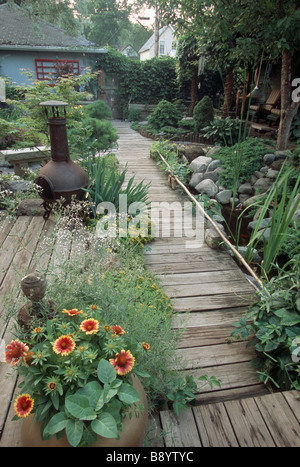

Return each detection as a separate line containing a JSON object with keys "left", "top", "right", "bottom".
{"left": 231, "top": 253, "right": 300, "bottom": 391}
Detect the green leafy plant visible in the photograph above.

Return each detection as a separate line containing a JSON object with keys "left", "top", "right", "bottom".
{"left": 212, "top": 138, "right": 271, "bottom": 189}
{"left": 147, "top": 100, "right": 182, "bottom": 130}
{"left": 83, "top": 156, "right": 150, "bottom": 217}
{"left": 84, "top": 99, "right": 112, "bottom": 120}
{"left": 201, "top": 116, "right": 246, "bottom": 146}
{"left": 243, "top": 164, "right": 300, "bottom": 273}
{"left": 231, "top": 254, "right": 300, "bottom": 391}
{"left": 7, "top": 306, "right": 150, "bottom": 447}
{"left": 193, "top": 96, "right": 214, "bottom": 133}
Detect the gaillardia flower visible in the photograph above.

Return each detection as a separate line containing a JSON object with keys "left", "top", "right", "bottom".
{"left": 142, "top": 342, "right": 150, "bottom": 350}
{"left": 62, "top": 308, "right": 83, "bottom": 316}
{"left": 80, "top": 319, "right": 99, "bottom": 335}
{"left": 53, "top": 335, "right": 76, "bottom": 356}
{"left": 14, "top": 394, "right": 34, "bottom": 418}
{"left": 111, "top": 325, "right": 125, "bottom": 335}
{"left": 5, "top": 339, "right": 29, "bottom": 366}
{"left": 109, "top": 350, "right": 135, "bottom": 375}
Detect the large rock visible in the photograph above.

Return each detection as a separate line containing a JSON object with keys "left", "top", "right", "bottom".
{"left": 189, "top": 156, "right": 212, "bottom": 173}
{"left": 2, "top": 179, "right": 33, "bottom": 193}
{"left": 189, "top": 172, "right": 204, "bottom": 188}
{"left": 253, "top": 177, "right": 272, "bottom": 194}
{"left": 203, "top": 167, "right": 224, "bottom": 182}
{"left": 195, "top": 179, "right": 218, "bottom": 197}
{"left": 205, "top": 227, "right": 222, "bottom": 249}
{"left": 17, "top": 199, "right": 45, "bottom": 216}
{"left": 266, "top": 168, "right": 279, "bottom": 179}
{"left": 207, "top": 159, "right": 221, "bottom": 171}
{"left": 238, "top": 182, "right": 253, "bottom": 195}
{"left": 248, "top": 217, "right": 272, "bottom": 231}
{"left": 216, "top": 189, "right": 232, "bottom": 205}
{"left": 184, "top": 145, "right": 206, "bottom": 163}
{"left": 263, "top": 153, "right": 276, "bottom": 165}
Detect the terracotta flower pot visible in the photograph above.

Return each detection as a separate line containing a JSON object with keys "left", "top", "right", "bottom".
{"left": 21, "top": 376, "right": 148, "bottom": 447}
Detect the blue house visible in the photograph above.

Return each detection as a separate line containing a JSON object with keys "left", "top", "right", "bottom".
{"left": 0, "top": 3, "right": 107, "bottom": 86}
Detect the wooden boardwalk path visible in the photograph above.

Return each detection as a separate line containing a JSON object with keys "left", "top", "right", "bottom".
{"left": 0, "top": 120, "right": 299, "bottom": 447}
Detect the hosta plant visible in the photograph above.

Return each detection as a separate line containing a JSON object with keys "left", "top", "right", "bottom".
{"left": 5, "top": 305, "right": 150, "bottom": 447}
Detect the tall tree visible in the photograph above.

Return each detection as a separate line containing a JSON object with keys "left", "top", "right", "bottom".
{"left": 155, "top": 0, "right": 300, "bottom": 149}
{"left": 5, "top": 0, "right": 80, "bottom": 35}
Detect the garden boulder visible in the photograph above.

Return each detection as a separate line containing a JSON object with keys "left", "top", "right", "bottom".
{"left": 184, "top": 145, "right": 206, "bottom": 163}
{"left": 189, "top": 156, "right": 212, "bottom": 173}
{"left": 195, "top": 179, "right": 218, "bottom": 197}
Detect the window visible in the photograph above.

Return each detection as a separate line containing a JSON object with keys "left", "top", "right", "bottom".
{"left": 172, "top": 41, "right": 177, "bottom": 50}
{"left": 159, "top": 41, "right": 165, "bottom": 55}
{"left": 35, "top": 59, "right": 80, "bottom": 82}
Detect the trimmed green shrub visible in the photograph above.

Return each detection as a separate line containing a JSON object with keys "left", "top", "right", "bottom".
{"left": 193, "top": 96, "right": 214, "bottom": 133}
{"left": 84, "top": 99, "right": 112, "bottom": 120}
{"left": 147, "top": 100, "right": 182, "bottom": 130}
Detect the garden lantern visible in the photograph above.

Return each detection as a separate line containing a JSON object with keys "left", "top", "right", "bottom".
{"left": 35, "top": 100, "right": 88, "bottom": 219}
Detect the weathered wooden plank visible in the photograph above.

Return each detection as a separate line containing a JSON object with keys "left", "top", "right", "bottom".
{"left": 223, "top": 398, "right": 276, "bottom": 447}
{"left": 147, "top": 260, "right": 239, "bottom": 274}
{"left": 172, "top": 307, "right": 249, "bottom": 329}
{"left": 165, "top": 280, "right": 255, "bottom": 299}
{"left": 193, "top": 402, "right": 239, "bottom": 447}
{"left": 0, "top": 215, "right": 14, "bottom": 248}
{"left": 144, "top": 251, "right": 230, "bottom": 265}
{"left": 172, "top": 293, "right": 256, "bottom": 312}
{"left": 174, "top": 342, "right": 255, "bottom": 370}
{"left": 184, "top": 361, "right": 261, "bottom": 396}
{"left": 0, "top": 216, "right": 32, "bottom": 286}
{"left": 0, "top": 217, "right": 54, "bottom": 436}
{"left": 160, "top": 408, "right": 201, "bottom": 447}
{"left": 282, "top": 391, "right": 300, "bottom": 422}
{"left": 159, "top": 269, "right": 246, "bottom": 285}
{"left": 254, "top": 392, "right": 300, "bottom": 447}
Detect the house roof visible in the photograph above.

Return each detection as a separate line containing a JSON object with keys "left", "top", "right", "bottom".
{"left": 138, "top": 25, "right": 174, "bottom": 53}
{"left": 0, "top": 3, "right": 106, "bottom": 53}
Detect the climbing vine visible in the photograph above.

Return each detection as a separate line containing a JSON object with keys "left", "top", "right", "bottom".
{"left": 94, "top": 48, "right": 178, "bottom": 117}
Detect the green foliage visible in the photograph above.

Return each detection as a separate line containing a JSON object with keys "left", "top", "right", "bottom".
{"left": 193, "top": 96, "right": 214, "bottom": 133}
{"left": 150, "top": 140, "right": 191, "bottom": 185}
{"left": 83, "top": 156, "right": 150, "bottom": 217}
{"left": 231, "top": 254, "right": 300, "bottom": 391}
{"left": 84, "top": 99, "right": 112, "bottom": 120}
{"left": 242, "top": 164, "right": 300, "bottom": 274}
{"left": 94, "top": 50, "right": 178, "bottom": 117}
{"left": 213, "top": 138, "right": 272, "bottom": 189}
{"left": 201, "top": 117, "right": 247, "bottom": 147}
{"left": 147, "top": 100, "right": 183, "bottom": 130}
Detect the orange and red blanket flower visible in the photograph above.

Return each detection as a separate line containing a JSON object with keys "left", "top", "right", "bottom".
{"left": 14, "top": 394, "right": 34, "bottom": 418}
{"left": 109, "top": 349, "right": 135, "bottom": 376}
{"left": 52, "top": 335, "right": 76, "bottom": 356}
{"left": 5, "top": 339, "right": 29, "bottom": 366}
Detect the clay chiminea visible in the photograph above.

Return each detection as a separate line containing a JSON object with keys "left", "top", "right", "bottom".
{"left": 35, "top": 100, "right": 89, "bottom": 219}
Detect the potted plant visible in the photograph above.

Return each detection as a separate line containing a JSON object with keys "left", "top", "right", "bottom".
{"left": 5, "top": 305, "right": 150, "bottom": 447}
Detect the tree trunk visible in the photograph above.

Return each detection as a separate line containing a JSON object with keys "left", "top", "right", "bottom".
{"left": 276, "top": 48, "right": 299, "bottom": 150}
{"left": 223, "top": 71, "right": 234, "bottom": 117}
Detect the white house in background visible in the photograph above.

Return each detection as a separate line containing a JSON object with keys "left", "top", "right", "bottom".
{"left": 139, "top": 25, "right": 177, "bottom": 61}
